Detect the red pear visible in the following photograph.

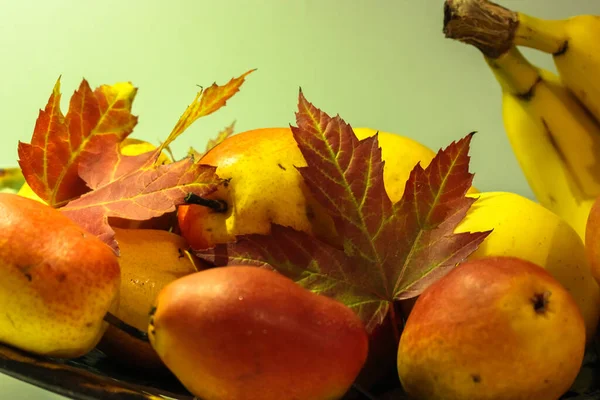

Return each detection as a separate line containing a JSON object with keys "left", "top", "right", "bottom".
{"left": 149, "top": 266, "right": 369, "bottom": 400}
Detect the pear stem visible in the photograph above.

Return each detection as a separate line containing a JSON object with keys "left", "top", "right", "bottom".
{"left": 103, "top": 312, "right": 150, "bottom": 343}
{"left": 184, "top": 193, "right": 228, "bottom": 213}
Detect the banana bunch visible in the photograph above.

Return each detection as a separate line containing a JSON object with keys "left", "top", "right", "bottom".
{"left": 443, "top": 0, "right": 600, "bottom": 242}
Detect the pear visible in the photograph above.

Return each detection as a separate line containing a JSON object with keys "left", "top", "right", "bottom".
{"left": 97, "top": 227, "right": 203, "bottom": 369}
{"left": 0, "top": 193, "right": 120, "bottom": 358}
{"left": 177, "top": 127, "right": 478, "bottom": 250}
{"left": 454, "top": 191, "right": 600, "bottom": 341}
{"left": 148, "top": 266, "right": 369, "bottom": 400}
{"left": 397, "top": 256, "right": 586, "bottom": 400}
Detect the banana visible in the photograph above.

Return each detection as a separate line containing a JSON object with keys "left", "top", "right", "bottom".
{"left": 445, "top": 0, "right": 600, "bottom": 126}
{"left": 486, "top": 46, "right": 600, "bottom": 240}
{"left": 515, "top": 15, "right": 600, "bottom": 124}
{"left": 443, "top": 2, "right": 600, "bottom": 241}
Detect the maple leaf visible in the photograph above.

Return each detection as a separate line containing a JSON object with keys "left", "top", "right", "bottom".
{"left": 195, "top": 90, "right": 491, "bottom": 334}
{"left": 188, "top": 120, "right": 236, "bottom": 160}
{"left": 77, "top": 70, "right": 253, "bottom": 189}
{"left": 17, "top": 78, "right": 138, "bottom": 207}
{"left": 61, "top": 157, "right": 222, "bottom": 254}
{"left": 205, "top": 120, "right": 236, "bottom": 153}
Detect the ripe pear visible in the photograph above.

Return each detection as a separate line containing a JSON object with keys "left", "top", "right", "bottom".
{"left": 452, "top": 191, "right": 600, "bottom": 341}
{"left": 397, "top": 256, "right": 586, "bottom": 400}
{"left": 97, "top": 227, "right": 205, "bottom": 370}
{"left": 98, "top": 228, "right": 205, "bottom": 370}
{"left": 177, "top": 126, "right": 479, "bottom": 250}
{"left": 148, "top": 266, "right": 369, "bottom": 400}
{"left": 0, "top": 193, "right": 120, "bottom": 358}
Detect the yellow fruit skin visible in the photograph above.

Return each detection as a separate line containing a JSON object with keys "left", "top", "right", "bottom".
{"left": 17, "top": 180, "right": 45, "bottom": 203}
{"left": 97, "top": 228, "right": 203, "bottom": 369}
{"left": 397, "top": 256, "right": 586, "bottom": 400}
{"left": 514, "top": 13, "right": 600, "bottom": 125}
{"left": 454, "top": 191, "right": 600, "bottom": 341}
{"left": 119, "top": 138, "right": 171, "bottom": 166}
{"left": 178, "top": 127, "right": 478, "bottom": 250}
{"left": 0, "top": 193, "right": 121, "bottom": 358}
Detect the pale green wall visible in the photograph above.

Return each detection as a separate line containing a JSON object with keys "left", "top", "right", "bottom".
{"left": 1, "top": 1, "right": 600, "bottom": 399}
{"left": 2, "top": 0, "right": 600, "bottom": 201}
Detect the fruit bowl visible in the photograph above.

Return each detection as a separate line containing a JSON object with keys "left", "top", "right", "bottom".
{"left": 0, "top": 342, "right": 380, "bottom": 400}
{"left": 2, "top": 339, "right": 600, "bottom": 400}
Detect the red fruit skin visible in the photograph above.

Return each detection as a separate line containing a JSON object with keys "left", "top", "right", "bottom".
{"left": 149, "top": 266, "right": 369, "bottom": 400}
{"left": 397, "top": 256, "right": 586, "bottom": 400}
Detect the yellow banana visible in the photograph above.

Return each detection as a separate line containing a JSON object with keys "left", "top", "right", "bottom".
{"left": 485, "top": 47, "right": 600, "bottom": 240}
{"left": 443, "top": 1, "right": 600, "bottom": 240}
{"left": 448, "top": 0, "right": 600, "bottom": 125}
{"left": 512, "top": 13, "right": 600, "bottom": 124}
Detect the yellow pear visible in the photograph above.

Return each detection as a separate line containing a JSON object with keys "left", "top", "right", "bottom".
{"left": 453, "top": 191, "right": 600, "bottom": 341}
{"left": 97, "top": 227, "right": 205, "bottom": 369}
{"left": 0, "top": 193, "right": 120, "bottom": 358}
{"left": 178, "top": 126, "right": 479, "bottom": 250}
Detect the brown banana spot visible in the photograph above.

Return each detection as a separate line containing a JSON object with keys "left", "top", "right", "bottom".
{"left": 541, "top": 118, "right": 587, "bottom": 195}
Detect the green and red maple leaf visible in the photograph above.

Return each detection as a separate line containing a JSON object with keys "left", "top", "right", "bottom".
{"left": 194, "top": 91, "right": 491, "bottom": 333}
{"left": 17, "top": 71, "right": 490, "bottom": 332}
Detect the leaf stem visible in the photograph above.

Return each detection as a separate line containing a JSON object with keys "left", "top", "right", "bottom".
{"left": 103, "top": 312, "right": 149, "bottom": 343}
{"left": 184, "top": 193, "right": 228, "bottom": 213}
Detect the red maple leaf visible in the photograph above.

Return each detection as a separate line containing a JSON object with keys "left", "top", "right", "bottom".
{"left": 61, "top": 158, "right": 223, "bottom": 254}
{"left": 196, "top": 90, "right": 491, "bottom": 334}
{"left": 17, "top": 78, "right": 138, "bottom": 206}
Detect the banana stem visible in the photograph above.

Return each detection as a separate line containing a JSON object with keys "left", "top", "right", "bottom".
{"left": 443, "top": 0, "right": 569, "bottom": 57}
{"left": 484, "top": 47, "right": 541, "bottom": 98}
{"left": 514, "top": 14, "right": 568, "bottom": 55}
{"left": 443, "top": 0, "right": 518, "bottom": 58}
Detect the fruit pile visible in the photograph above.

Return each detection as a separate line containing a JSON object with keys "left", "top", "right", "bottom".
{"left": 1, "top": 2, "right": 600, "bottom": 399}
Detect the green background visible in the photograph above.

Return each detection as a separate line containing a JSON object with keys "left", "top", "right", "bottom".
{"left": 1, "top": 0, "right": 600, "bottom": 398}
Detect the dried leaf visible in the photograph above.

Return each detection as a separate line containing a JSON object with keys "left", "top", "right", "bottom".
{"left": 187, "top": 120, "right": 236, "bottom": 160}
{"left": 17, "top": 77, "right": 138, "bottom": 206}
{"left": 196, "top": 90, "right": 490, "bottom": 333}
{"left": 78, "top": 138, "right": 155, "bottom": 190}
{"left": 156, "top": 70, "right": 254, "bottom": 154}
{"left": 78, "top": 71, "right": 254, "bottom": 188}
{"left": 61, "top": 158, "right": 222, "bottom": 254}
{"left": 206, "top": 120, "right": 236, "bottom": 153}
